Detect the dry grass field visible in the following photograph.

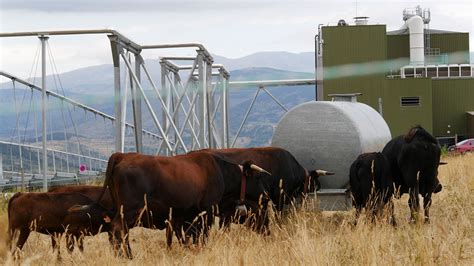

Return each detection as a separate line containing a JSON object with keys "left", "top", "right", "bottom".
{"left": 0, "top": 154, "right": 472, "bottom": 265}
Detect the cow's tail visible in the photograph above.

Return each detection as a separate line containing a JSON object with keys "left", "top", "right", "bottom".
{"left": 7, "top": 192, "right": 22, "bottom": 245}
{"left": 7, "top": 192, "right": 21, "bottom": 222}
{"left": 69, "top": 153, "right": 122, "bottom": 213}
{"left": 99, "top": 153, "right": 121, "bottom": 204}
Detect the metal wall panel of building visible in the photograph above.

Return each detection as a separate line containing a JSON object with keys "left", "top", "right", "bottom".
{"left": 432, "top": 78, "right": 474, "bottom": 137}
{"left": 430, "top": 33, "right": 470, "bottom": 64}
{"left": 322, "top": 25, "right": 387, "bottom": 67}
{"left": 383, "top": 78, "right": 433, "bottom": 136}
{"left": 321, "top": 25, "right": 388, "bottom": 109}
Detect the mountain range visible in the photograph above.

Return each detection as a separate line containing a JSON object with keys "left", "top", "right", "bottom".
{"left": 0, "top": 51, "right": 316, "bottom": 151}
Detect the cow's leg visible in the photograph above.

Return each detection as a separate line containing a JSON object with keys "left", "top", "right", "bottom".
{"left": 166, "top": 220, "right": 173, "bottom": 248}
{"left": 353, "top": 205, "right": 362, "bottom": 226}
{"left": 107, "top": 231, "right": 114, "bottom": 245}
{"left": 388, "top": 200, "right": 397, "bottom": 227}
{"left": 218, "top": 213, "right": 232, "bottom": 231}
{"left": 77, "top": 236, "right": 84, "bottom": 253}
{"left": 202, "top": 209, "right": 213, "bottom": 243}
{"left": 423, "top": 193, "right": 432, "bottom": 224}
{"left": 66, "top": 234, "right": 75, "bottom": 254}
{"left": 111, "top": 216, "right": 133, "bottom": 259}
{"left": 174, "top": 227, "right": 185, "bottom": 246}
{"left": 10, "top": 228, "right": 29, "bottom": 252}
{"left": 51, "top": 234, "right": 62, "bottom": 261}
{"left": 408, "top": 187, "right": 420, "bottom": 223}
{"left": 10, "top": 229, "right": 29, "bottom": 259}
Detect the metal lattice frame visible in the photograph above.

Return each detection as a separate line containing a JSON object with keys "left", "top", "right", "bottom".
{"left": 0, "top": 29, "right": 230, "bottom": 190}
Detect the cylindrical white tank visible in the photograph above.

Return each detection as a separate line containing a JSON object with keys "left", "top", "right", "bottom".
{"left": 271, "top": 101, "right": 391, "bottom": 189}
{"left": 406, "top": 15, "right": 424, "bottom": 65}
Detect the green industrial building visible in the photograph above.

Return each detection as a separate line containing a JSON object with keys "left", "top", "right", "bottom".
{"left": 316, "top": 8, "right": 474, "bottom": 141}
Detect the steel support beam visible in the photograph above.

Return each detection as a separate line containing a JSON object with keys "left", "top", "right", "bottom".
{"left": 231, "top": 88, "right": 260, "bottom": 148}
{"left": 109, "top": 35, "right": 124, "bottom": 153}
{"left": 229, "top": 79, "right": 315, "bottom": 87}
{"left": 132, "top": 54, "right": 143, "bottom": 153}
{"left": 221, "top": 70, "right": 230, "bottom": 148}
{"left": 39, "top": 35, "right": 49, "bottom": 191}
{"left": 205, "top": 56, "right": 214, "bottom": 148}
{"left": 160, "top": 62, "right": 170, "bottom": 154}
{"left": 197, "top": 51, "right": 207, "bottom": 147}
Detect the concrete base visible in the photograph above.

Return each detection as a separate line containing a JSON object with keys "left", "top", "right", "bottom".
{"left": 315, "top": 189, "right": 352, "bottom": 211}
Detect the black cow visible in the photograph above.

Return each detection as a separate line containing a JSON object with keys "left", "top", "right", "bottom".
{"left": 196, "top": 147, "right": 334, "bottom": 214}
{"left": 382, "top": 126, "right": 445, "bottom": 223}
{"left": 349, "top": 152, "right": 396, "bottom": 226}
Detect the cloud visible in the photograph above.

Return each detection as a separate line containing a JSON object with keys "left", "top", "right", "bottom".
{"left": 1, "top": 0, "right": 279, "bottom": 13}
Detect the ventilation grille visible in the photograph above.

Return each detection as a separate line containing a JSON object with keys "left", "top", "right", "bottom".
{"left": 401, "top": 96, "right": 420, "bottom": 107}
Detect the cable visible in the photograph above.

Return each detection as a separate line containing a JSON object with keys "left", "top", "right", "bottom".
{"left": 46, "top": 42, "right": 84, "bottom": 157}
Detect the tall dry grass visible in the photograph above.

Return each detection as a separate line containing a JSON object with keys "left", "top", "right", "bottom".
{"left": 0, "top": 154, "right": 472, "bottom": 265}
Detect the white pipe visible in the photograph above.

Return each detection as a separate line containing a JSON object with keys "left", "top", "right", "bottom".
{"left": 405, "top": 16, "right": 425, "bottom": 65}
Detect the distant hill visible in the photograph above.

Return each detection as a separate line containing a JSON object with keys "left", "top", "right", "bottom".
{"left": 230, "top": 67, "right": 313, "bottom": 81}
{"left": 213, "top": 51, "right": 315, "bottom": 73}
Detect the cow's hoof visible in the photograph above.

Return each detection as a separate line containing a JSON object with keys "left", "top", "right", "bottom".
{"left": 424, "top": 217, "right": 430, "bottom": 224}
{"left": 390, "top": 219, "right": 397, "bottom": 227}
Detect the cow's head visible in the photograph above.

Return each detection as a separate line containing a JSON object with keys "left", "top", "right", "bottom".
{"left": 307, "top": 169, "right": 335, "bottom": 192}
{"left": 240, "top": 161, "right": 271, "bottom": 202}
{"left": 235, "top": 161, "right": 272, "bottom": 214}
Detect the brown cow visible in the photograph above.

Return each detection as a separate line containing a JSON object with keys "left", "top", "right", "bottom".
{"left": 8, "top": 191, "right": 112, "bottom": 258}
{"left": 86, "top": 151, "right": 270, "bottom": 259}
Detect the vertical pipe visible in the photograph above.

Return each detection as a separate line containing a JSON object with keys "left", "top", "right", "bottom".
{"left": 219, "top": 69, "right": 229, "bottom": 148}
{"left": 205, "top": 59, "right": 213, "bottom": 148}
{"left": 316, "top": 24, "right": 324, "bottom": 101}
{"left": 378, "top": 98, "right": 383, "bottom": 117}
{"left": 39, "top": 35, "right": 49, "bottom": 191}
{"left": 120, "top": 54, "right": 130, "bottom": 151}
{"left": 223, "top": 75, "right": 229, "bottom": 148}
{"left": 314, "top": 34, "right": 318, "bottom": 100}
{"left": 132, "top": 53, "right": 143, "bottom": 153}
{"left": 108, "top": 35, "right": 123, "bottom": 153}
{"left": 160, "top": 63, "right": 169, "bottom": 155}
{"left": 197, "top": 52, "right": 206, "bottom": 148}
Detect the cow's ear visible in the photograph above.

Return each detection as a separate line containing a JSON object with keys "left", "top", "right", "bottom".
{"left": 439, "top": 161, "right": 448, "bottom": 166}
{"left": 103, "top": 215, "right": 111, "bottom": 223}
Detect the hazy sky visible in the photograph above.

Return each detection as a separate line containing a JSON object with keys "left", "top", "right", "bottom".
{"left": 0, "top": 0, "right": 472, "bottom": 78}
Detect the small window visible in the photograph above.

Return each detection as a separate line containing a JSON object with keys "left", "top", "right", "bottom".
{"left": 400, "top": 96, "right": 420, "bottom": 107}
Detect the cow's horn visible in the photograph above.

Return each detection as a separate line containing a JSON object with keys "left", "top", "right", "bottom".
{"left": 316, "top": 170, "right": 335, "bottom": 176}
{"left": 250, "top": 164, "right": 271, "bottom": 175}
{"left": 235, "top": 204, "right": 248, "bottom": 216}
{"left": 439, "top": 161, "right": 448, "bottom": 165}
{"left": 68, "top": 205, "right": 90, "bottom": 212}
